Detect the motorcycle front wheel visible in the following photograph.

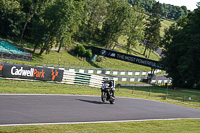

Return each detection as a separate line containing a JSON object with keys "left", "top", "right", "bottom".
{"left": 101, "top": 92, "right": 106, "bottom": 102}
{"left": 109, "top": 92, "right": 115, "bottom": 104}
{"left": 109, "top": 100, "right": 114, "bottom": 104}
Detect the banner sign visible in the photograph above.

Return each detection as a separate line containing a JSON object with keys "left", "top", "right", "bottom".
{"left": 0, "top": 62, "right": 63, "bottom": 82}
{"left": 87, "top": 46, "right": 162, "bottom": 69}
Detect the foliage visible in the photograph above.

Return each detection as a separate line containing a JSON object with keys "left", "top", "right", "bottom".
{"left": 124, "top": 5, "right": 145, "bottom": 54}
{"left": 0, "top": 0, "right": 25, "bottom": 39}
{"left": 74, "top": 45, "right": 86, "bottom": 57}
{"left": 38, "top": 0, "right": 84, "bottom": 55}
{"left": 96, "top": 56, "right": 104, "bottom": 62}
{"left": 74, "top": 45, "right": 93, "bottom": 58}
{"left": 197, "top": 2, "right": 200, "bottom": 7}
{"left": 143, "top": 2, "right": 161, "bottom": 58}
{"left": 128, "top": 0, "right": 189, "bottom": 20}
{"left": 76, "top": 0, "right": 146, "bottom": 51}
{"left": 161, "top": 8, "right": 200, "bottom": 88}
{"left": 85, "top": 49, "right": 93, "bottom": 58}
{"left": 18, "top": 0, "right": 49, "bottom": 45}
{"left": 101, "top": 0, "right": 132, "bottom": 49}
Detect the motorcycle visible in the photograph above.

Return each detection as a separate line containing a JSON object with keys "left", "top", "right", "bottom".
{"left": 101, "top": 82, "right": 115, "bottom": 104}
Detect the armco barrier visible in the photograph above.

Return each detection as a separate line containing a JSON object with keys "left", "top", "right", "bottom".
{"left": 151, "top": 80, "right": 172, "bottom": 84}
{"left": 104, "top": 77, "right": 171, "bottom": 84}
{"left": 66, "top": 68, "right": 162, "bottom": 76}
{"left": 61, "top": 70, "right": 104, "bottom": 88}
{"left": 43, "top": 64, "right": 162, "bottom": 75}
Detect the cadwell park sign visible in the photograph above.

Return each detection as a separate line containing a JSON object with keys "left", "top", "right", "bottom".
{"left": 0, "top": 62, "right": 63, "bottom": 82}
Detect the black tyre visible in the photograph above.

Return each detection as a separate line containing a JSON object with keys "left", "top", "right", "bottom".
{"left": 109, "top": 100, "right": 114, "bottom": 104}
{"left": 101, "top": 92, "right": 106, "bottom": 102}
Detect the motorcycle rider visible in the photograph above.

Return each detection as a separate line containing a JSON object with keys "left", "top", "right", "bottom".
{"left": 104, "top": 78, "right": 115, "bottom": 98}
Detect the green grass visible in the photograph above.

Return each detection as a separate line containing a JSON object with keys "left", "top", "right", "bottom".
{"left": 160, "top": 19, "right": 174, "bottom": 37}
{"left": 0, "top": 119, "right": 200, "bottom": 133}
{"left": 0, "top": 79, "right": 99, "bottom": 95}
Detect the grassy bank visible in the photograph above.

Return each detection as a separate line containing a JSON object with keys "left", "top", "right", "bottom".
{"left": 0, "top": 50, "right": 153, "bottom": 71}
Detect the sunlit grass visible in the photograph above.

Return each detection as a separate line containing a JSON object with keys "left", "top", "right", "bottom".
{"left": 0, "top": 119, "right": 200, "bottom": 133}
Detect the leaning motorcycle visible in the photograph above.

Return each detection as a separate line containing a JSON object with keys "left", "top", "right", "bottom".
{"left": 101, "top": 83, "right": 115, "bottom": 104}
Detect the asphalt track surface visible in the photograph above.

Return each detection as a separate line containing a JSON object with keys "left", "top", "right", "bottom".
{"left": 0, "top": 94, "right": 200, "bottom": 126}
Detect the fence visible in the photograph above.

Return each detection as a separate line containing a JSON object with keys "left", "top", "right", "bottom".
{"left": 64, "top": 68, "right": 162, "bottom": 76}
{"left": 116, "top": 86, "right": 200, "bottom": 107}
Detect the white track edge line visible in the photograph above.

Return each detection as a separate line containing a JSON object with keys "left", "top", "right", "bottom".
{"left": 0, "top": 118, "right": 200, "bottom": 127}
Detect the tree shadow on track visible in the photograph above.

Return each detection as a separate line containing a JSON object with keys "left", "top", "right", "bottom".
{"left": 76, "top": 99, "right": 109, "bottom": 104}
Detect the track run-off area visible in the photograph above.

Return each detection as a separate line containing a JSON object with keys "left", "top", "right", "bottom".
{"left": 0, "top": 94, "right": 200, "bottom": 126}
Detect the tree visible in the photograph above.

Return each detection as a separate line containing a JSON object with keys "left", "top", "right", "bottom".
{"left": 0, "top": 0, "right": 25, "bottom": 38}
{"left": 55, "top": 0, "right": 84, "bottom": 53}
{"left": 143, "top": 2, "right": 161, "bottom": 58}
{"left": 30, "top": 15, "right": 48, "bottom": 54}
{"left": 128, "top": 0, "right": 189, "bottom": 20}
{"left": 18, "top": 0, "right": 49, "bottom": 45}
{"left": 86, "top": 0, "right": 107, "bottom": 39}
{"left": 37, "top": 0, "right": 84, "bottom": 55}
{"left": 161, "top": 8, "right": 200, "bottom": 88}
{"left": 101, "top": 0, "right": 131, "bottom": 49}
{"left": 196, "top": 2, "right": 200, "bottom": 8}
{"left": 125, "top": 5, "right": 145, "bottom": 54}
{"left": 74, "top": 0, "right": 107, "bottom": 43}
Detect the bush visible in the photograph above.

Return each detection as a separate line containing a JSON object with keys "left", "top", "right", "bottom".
{"left": 96, "top": 56, "right": 104, "bottom": 62}
{"left": 85, "top": 49, "right": 93, "bottom": 58}
{"left": 74, "top": 45, "right": 86, "bottom": 57}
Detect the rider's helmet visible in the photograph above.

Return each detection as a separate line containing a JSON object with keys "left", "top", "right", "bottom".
{"left": 105, "top": 78, "right": 109, "bottom": 82}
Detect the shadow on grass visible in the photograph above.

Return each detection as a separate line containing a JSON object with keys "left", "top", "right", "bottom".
{"left": 31, "top": 53, "right": 44, "bottom": 63}
{"left": 87, "top": 60, "right": 102, "bottom": 68}
{"left": 67, "top": 50, "right": 102, "bottom": 68}
{"left": 121, "top": 46, "right": 143, "bottom": 56}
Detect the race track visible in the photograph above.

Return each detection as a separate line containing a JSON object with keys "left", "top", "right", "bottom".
{"left": 0, "top": 94, "right": 200, "bottom": 126}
